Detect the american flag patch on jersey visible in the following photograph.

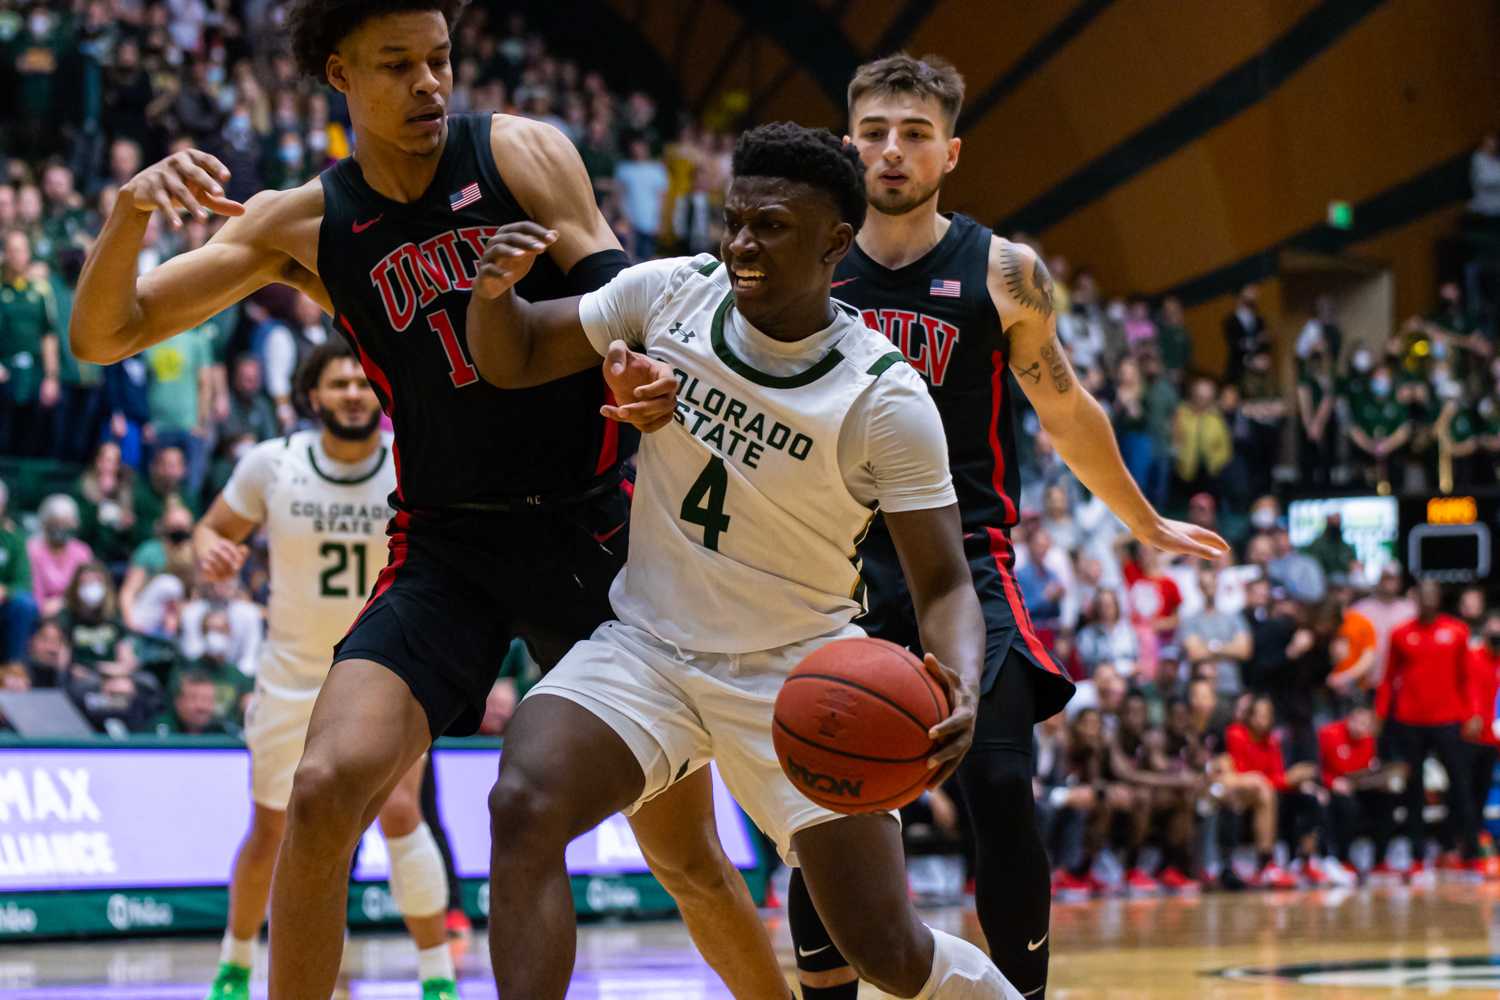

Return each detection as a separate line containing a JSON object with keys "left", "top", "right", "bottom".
{"left": 449, "top": 182, "right": 482, "bottom": 212}
{"left": 929, "top": 278, "right": 962, "bottom": 298}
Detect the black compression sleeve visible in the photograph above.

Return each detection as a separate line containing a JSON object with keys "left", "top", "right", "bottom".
{"left": 564, "top": 248, "right": 629, "bottom": 295}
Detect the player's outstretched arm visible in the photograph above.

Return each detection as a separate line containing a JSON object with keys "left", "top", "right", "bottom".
{"left": 466, "top": 223, "right": 599, "bottom": 388}
{"left": 72, "top": 153, "right": 321, "bottom": 364}
{"left": 885, "top": 503, "right": 985, "bottom": 787}
{"left": 991, "top": 238, "right": 1228, "bottom": 562}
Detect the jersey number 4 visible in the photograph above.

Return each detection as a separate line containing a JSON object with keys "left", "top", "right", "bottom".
{"left": 319, "top": 542, "right": 370, "bottom": 598}
{"left": 681, "top": 456, "right": 731, "bottom": 551}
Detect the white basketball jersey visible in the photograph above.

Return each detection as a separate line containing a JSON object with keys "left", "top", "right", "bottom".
{"left": 608, "top": 259, "right": 908, "bottom": 653}
{"left": 221, "top": 431, "right": 396, "bottom": 694}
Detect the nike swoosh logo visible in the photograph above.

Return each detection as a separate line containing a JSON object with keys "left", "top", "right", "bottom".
{"left": 352, "top": 214, "right": 385, "bottom": 234}
{"left": 1026, "top": 933, "right": 1047, "bottom": 952}
{"left": 831, "top": 278, "right": 858, "bottom": 288}
{"left": 797, "top": 944, "right": 832, "bottom": 959}
{"left": 592, "top": 523, "right": 625, "bottom": 544}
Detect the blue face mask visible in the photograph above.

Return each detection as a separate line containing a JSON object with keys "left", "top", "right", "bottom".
{"left": 279, "top": 143, "right": 302, "bottom": 165}
{"left": 1371, "top": 378, "right": 1392, "bottom": 398}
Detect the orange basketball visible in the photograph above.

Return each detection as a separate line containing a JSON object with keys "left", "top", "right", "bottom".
{"left": 773, "top": 637, "right": 949, "bottom": 814}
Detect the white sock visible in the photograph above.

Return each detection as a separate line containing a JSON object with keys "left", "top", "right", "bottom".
{"left": 220, "top": 932, "right": 255, "bottom": 969}
{"left": 417, "top": 943, "right": 455, "bottom": 984}
{"left": 916, "top": 928, "right": 1025, "bottom": 1000}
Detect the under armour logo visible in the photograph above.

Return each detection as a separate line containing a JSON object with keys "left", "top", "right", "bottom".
{"left": 668, "top": 321, "right": 696, "bottom": 342}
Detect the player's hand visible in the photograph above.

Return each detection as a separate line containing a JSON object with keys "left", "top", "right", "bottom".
{"left": 122, "top": 150, "right": 244, "bottom": 229}
{"left": 922, "top": 653, "right": 977, "bottom": 788}
{"left": 1331, "top": 776, "right": 1352, "bottom": 796}
{"left": 601, "top": 340, "right": 677, "bottom": 433}
{"left": 474, "top": 222, "right": 556, "bottom": 299}
{"left": 1132, "top": 516, "right": 1230, "bottom": 561}
{"left": 195, "top": 532, "right": 248, "bottom": 583}
{"left": 1464, "top": 715, "right": 1484, "bottom": 741}
{"left": 39, "top": 376, "right": 59, "bottom": 408}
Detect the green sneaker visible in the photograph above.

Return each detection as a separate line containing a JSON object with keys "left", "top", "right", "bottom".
{"left": 204, "top": 962, "right": 250, "bottom": 1000}
{"left": 421, "top": 978, "right": 459, "bottom": 1000}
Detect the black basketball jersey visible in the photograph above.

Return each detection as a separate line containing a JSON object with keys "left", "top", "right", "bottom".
{"left": 317, "top": 113, "right": 617, "bottom": 514}
{"left": 832, "top": 213, "right": 1019, "bottom": 533}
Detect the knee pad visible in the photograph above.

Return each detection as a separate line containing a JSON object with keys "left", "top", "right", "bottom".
{"left": 384, "top": 823, "right": 448, "bottom": 918}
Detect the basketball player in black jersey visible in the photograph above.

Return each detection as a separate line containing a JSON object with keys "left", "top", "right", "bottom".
{"left": 70, "top": 3, "right": 792, "bottom": 999}
{"left": 780, "top": 54, "right": 1230, "bottom": 1000}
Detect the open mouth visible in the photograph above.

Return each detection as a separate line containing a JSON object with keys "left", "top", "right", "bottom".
{"left": 731, "top": 266, "right": 766, "bottom": 290}
{"left": 408, "top": 109, "right": 443, "bottom": 124}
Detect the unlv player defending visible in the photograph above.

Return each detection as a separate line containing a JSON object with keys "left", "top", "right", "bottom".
{"left": 69, "top": 4, "right": 790, "bottom": 999}
{"left": 781, "top": 54, "right": 1229, "bottom": 1000}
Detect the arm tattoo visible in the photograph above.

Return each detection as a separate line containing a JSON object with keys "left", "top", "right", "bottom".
{"left": 1013, "top": 361, "right": 1041, "bottom": 384}
{"left": 1039, "top": 338, "right": 1072, "bottom": 393}
{"left": 1000, "top": 245, "right": 1055, "bottom": 318}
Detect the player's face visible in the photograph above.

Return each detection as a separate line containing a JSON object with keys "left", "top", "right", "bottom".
{"left": 326, "top": 12, "right": 453, "bottom": 157}
{"left": 313, "top": 358, "right": 382, "bottom": 441}
{"left": 721, "top": 176, "right": 852, "bottom": 328}
{"left": 848, "top": 94, "right": 960, "bottom": 217}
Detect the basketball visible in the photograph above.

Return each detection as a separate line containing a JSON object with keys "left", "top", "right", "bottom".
{"left": 773, "top": 637, "right": 950, "bottom": 814}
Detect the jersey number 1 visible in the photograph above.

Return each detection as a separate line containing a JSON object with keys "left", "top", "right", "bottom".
{"left": 681, "top": 456, "right": 731, "bottom": 551}
{"left": 428, "top": 309, "right": 479, "bottom": 388}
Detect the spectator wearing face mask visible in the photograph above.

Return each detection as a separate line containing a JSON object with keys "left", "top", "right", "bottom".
{"left": 0, "top": 481, "right": 38, "bottom": 671}
{"left": 59, "top": 562, "right": 126, "bottom": 670}
{"left": 178, "top": 578, "right": 262, "bottom": 679}
{"left": 120, "top": 501, "right": 196, "bottom": 634}
{"left": 132, "top": 445, "right": 196, "bottom": 545}
{"left": 154, "top": 668, "right": 237, "bottom": 736}
{"left": 1298, "top": 346, "right": 1340, "bottom": 489}
{"left": 74, "top": 440, "right": 138, "bottom": 570}
{"left": 1348, "top": 363, "right": 1411, "bottom": 489}
{"left": 71, "top": 653, "right": 161, "bottom": 736}
{"left": 1352, "top": 563, "right": 1417, "bottom": 689}
{"left": 27, "top": 494, "right": 95, "bottom": 617}
{"left": 172, "top": 609, "right": 252, "bottom": 725}
{"left": 1172, "top": 377, "right": 1232, "bottom": 504}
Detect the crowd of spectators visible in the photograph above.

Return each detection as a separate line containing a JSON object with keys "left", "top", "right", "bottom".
{"left": 4, "top": 0, "right": 1500, "bottom": 900}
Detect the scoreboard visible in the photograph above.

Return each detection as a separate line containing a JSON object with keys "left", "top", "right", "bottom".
{"left": 1289, "top": 493, "right": 1499, "bottom": 585}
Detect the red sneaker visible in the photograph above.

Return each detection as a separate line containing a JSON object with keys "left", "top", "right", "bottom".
{"left": 1367, "top": 862, "right": 1402, "bottom": 883}
{"left": 1124, "top": 868, "right": 1162, "bottom": 895}
{"left": 1158, "top": 866, "right": 1201, "bottom": 893}
{"left": 1055, "top": 872, "right": 1094, "bottom": 900}
{"left": 1438, "top": 851, "right": 1466, "bottom": 872}
{"left": 1300, "top": 861, "right": 1328, "bottom": 887}
{"left": 1253, "top": 862, "right": 1299, "bottom": 890}
{"left": 1405, "top": 861, "right": 1434, "bottom": 884}
{"left": 445, "top": 908, "right": 472, "bottom": 940}
{"left": 1481, "top": 856, "right": 1500, "bottom": 880}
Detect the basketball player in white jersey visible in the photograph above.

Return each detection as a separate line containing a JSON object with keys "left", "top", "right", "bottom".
{"left": 192, "top": 341, "right": 457, "bottom": 1000}
{"left": 467, "top": 122, "right": 1021, "bottom": 999}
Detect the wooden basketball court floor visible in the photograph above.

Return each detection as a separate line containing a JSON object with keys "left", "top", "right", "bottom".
{"left": 6, "top": 882, "right": 1500, "bottom": 997}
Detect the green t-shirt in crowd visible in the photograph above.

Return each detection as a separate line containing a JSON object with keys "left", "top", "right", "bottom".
{"left": 145, "top": 327, "right": 215, "bottom": 432}
{"left": 1156, "top": 322, "right": 1192, "bottom": 374}
{"left": 0, "top": 275, "right": 57, "bottom": 404}
{"left": 0, "top": 519, "right": 31, "bottom": 591}
{"left": 1353, "top": 394, "right": 1409, "bottom": 438}
{"left": 129, "top": 537, "right": 168, "bottom": 576}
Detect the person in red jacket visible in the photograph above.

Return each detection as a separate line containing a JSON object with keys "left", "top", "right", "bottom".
{"left": 1464, "top": 611, "right": 1500, "bottom": 868}
{"left": 1320, "top": 705, "right": 1406, "bottom": 879}
{"left": 1377, "top": 579, "right": 1485, "bottom": 875}
{"left": 1225, "top": 696, "right": 1328, "bottom": 888}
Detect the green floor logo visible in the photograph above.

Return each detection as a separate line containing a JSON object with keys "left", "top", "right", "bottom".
{"left": 1215, "top": 957, "right": 1500, "bottom": 988}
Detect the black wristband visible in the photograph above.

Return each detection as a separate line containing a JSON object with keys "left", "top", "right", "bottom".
{"left": 565, "top": 249, "right": 629, "bottom": 296}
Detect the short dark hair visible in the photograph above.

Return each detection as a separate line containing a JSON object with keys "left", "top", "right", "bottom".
{"left": 287, "top": 0, "right": 469, "bottom": 83}
{"left": 731, "top": 123, "right": 867, "bottom": 233}
{"left": 848, "top": 52, "right": 966, "bottom": 132}
{"left": 294, "top": 338, "right": 358, "bottom": 413}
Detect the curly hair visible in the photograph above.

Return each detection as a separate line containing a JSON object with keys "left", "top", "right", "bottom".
{"left": 731, "top": 123, "right": 867, "bottom": 233}
{"left": 293, "top": 338, "right": 358, "bottom": 415}
{"left": 286, "top": 0, "right": 469, "bottom": 83}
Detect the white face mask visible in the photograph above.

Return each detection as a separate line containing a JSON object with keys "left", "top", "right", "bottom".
{"left": 204, "top": 632, "right": 232, "bottom": 659}
{"left": 79, "top": 580, "right": 107, "bottom": 608}
{"left": 1251, "top": 508, "right": 1278, "bottom": 530}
